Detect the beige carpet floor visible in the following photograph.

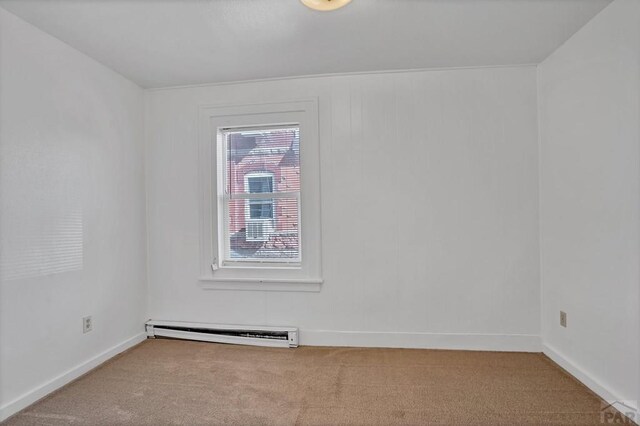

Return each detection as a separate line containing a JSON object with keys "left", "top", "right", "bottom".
{"left": 3, "top": 339, "right": 626, "bottom": 425}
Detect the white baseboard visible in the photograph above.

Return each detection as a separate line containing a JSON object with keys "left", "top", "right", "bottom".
{"left": 0, "top": 332, "right": 147, "bottom": 422}
{"left": 300, "top": 330, "right": 541, "bottom": 352}
{"left": 543, "top": 343, "right": 638, "bottom": 422}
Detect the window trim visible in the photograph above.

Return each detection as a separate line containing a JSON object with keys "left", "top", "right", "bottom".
{"left": 197, "top": 99, "right": 322, "bottom": 290}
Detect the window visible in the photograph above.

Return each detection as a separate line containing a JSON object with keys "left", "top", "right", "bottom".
{"left": 198, "top": 100, "right": 321, "bottom": 290}
{"left": 244, "top": 173, "right": 275, "bottom": 243}
{"left": 221, "top": 129, "right": 301, "bottom": 261}
{"left": 222, "top": 126, "right": 302, "bottom": 265}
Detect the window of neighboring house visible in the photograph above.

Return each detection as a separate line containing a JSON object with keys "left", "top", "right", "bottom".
{"left": 199, "top": 100, "right": 321, "bottom": 289}
{"left": 221, "top": 127, "right": 301, "bottom": 264}
{"left": 245, "top": 173, "right": 274, "bottom": 240}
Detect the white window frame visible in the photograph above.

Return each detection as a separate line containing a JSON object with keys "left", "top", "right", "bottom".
{"left": 198, "top": 100, "right": 322, "bottom": 291}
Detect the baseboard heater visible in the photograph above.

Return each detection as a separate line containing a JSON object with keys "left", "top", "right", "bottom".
{"left": 145, "top": 320, "right": 298, "bottom": 348}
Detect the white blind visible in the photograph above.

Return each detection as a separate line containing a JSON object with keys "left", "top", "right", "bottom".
{"left": 221, "top": 126, "right": 301, "bottom": 263}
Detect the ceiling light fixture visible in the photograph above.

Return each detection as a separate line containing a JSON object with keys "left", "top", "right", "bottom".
{"left": 300, "top": 0, "right": 352, "bottom": 12}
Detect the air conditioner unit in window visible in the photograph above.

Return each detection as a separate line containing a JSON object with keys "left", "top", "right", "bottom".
{"left": 246, "top": 220, "right": 272, "bottom": 242}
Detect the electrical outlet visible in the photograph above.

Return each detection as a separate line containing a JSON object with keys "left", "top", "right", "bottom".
{"left": 83, "top": 316, "right": 93, "bottom": 333}
{"left": 560, "top": 311, "right": 567, "bottom": 328}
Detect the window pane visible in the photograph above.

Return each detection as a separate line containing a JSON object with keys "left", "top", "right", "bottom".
{"left": 228, "top": 197, "right": 299, "bottom": 260}
{"left": 227, "top": 127, "right": 300, "bottom": 195}
{"left": 249, "top": 200, "right": 273, "bottom": 219}
{"left": 223, "top": 126, "right": 301, "bottom": 263}
{"left": 247, "top": 176, "right": 273, "bottom": 194}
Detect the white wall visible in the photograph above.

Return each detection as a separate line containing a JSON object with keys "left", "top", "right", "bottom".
{"left": 538, "top": 0, "right": 640, "bottom": 411}
{"left": 0, "top": 7, "right": 147, "bottom": 419}
{"left": 145, "top": 66, "right": 541, "bottom": 351}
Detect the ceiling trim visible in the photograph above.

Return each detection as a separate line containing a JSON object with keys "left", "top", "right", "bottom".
{"left": 146, "top": 63, "right": 538, "bottom": 92}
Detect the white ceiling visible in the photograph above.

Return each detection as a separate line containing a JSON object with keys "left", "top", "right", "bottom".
{"left": 0, "top": 0, "right": 611, "bottom": 88}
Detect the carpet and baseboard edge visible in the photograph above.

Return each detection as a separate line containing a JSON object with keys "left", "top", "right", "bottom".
{"left": 543, "top": 343, "right": 638, "bottom": 423}
{"left": 0, "top": 332, "right": 147, "bottom": 422}
{"left": 4, "top": 333, "right": 631, "bottom": 424}
{"left": 300, "top": 330, "right": 542, "bottom": 352}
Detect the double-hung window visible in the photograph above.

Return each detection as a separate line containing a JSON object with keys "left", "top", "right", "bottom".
{"left": 221, "top": 127, "right": 301, "bottom": 263}
{"left": 199, "top": 100, "right": 321, "bottom": 289}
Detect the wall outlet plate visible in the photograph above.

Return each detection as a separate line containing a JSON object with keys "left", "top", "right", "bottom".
{"left": 83, "top": 316, "right": 93, "bottom": 333}
{"left": 560, "top": 311, "right": 567, "bottom": 328}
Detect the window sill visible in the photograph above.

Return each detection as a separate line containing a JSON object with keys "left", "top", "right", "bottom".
{"left": 218, "top": 263, "right": 302, "bottom": 270}
{"left": 198, "top": 276, "right": 322, "bottom": 292}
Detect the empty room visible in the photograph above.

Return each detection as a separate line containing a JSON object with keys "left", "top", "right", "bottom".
{"left": 0, "top": 0, "right": 638, "bottom": 424}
